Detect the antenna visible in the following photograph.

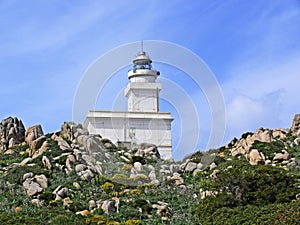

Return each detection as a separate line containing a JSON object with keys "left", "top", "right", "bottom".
{"left": 141, "top": 40, "right": 144, "bottom": 52}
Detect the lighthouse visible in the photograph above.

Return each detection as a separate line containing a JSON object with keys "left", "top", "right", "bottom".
{"left": 125, "top": 51, "right": 161, "bottom": 112}
{"left": 84, "top": 50, "right": 173, "bottom": 159}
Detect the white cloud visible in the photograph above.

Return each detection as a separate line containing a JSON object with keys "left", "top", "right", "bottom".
{"left": 223, "top": 54, "right": 300, "bottom": 142}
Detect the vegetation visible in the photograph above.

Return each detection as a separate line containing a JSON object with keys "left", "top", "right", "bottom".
{"left": 0, "top": 124, "right": 300, "bottom": 224}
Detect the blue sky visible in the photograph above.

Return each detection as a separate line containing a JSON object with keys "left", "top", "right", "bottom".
{"left": 1, "top": 0, "right": 300, "bottom": 159}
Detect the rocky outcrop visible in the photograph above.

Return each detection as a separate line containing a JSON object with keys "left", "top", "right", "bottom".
{"left": 30, "top": 136, "right": 47, "bottom": 157}
{"left": 136, "top": 143, "right": 160, "bottom": 159}
{"left": 291, "top": 114, "right": 300, "bottom": 137}
{"left": 273, "top": 150, "right": 290, "bottom": 162}
{"left": 22, "top": 173, "right": 48, "bottom": 197}
{"left": 0, "top": 117, "right": 25, "bottom": 151}
{"left": 101, "top": 200, "right": 116, "bottom": 215}
{"left": 152, "top": 202, "right": 172, "bottom": 218}
{"left": 246, "top": 149, "right": 265, "bottom": 165}
{"left": 53, "top": 186, "right": 69, "bottom": 201}
{"left": 25, "top": 125, "right": 44, "bottom": 144}
{"left": 230, "top": 128, "right": 288, "bottom": 157}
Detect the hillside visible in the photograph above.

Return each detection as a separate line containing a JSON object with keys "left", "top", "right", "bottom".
{"left": 0, "top": 115, "right": 299, "bottom": 224}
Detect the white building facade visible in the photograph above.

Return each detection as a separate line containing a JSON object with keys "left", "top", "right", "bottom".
{"left": 84, "top": 51, "right": 173, "bottom": 159}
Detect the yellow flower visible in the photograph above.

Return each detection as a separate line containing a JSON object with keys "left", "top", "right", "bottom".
{"left": 129, "top": 189, "right": 142, "bottom": 195}
{"left": 124, "top": 219, "right": 142, "bottom": 225}
{"left": 101, "top": 182, "right": 114, "bottom": 191}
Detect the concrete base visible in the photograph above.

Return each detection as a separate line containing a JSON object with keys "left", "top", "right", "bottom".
{"left": 84, "top": 110, "right": 173, "bottom": 159}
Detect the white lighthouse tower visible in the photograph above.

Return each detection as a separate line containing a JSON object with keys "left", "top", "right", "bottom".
{"left": 125, "top": 51, "right": 161, "bottom": 112}
{"left": 84, "top": 50, "right": 173, "bottom": 159}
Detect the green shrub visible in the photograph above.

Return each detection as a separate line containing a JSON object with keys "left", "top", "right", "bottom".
{"left": 39, "top": 192, "right": 55, "bottom": 203}
{"left": 3, "top": 165, "right": 46, "bottom": 184}
{"left": 131, "top": 156, "right": 145, "bottom": 165}
{"left": 194, "top": 200, "right": 300, "bottom": 225}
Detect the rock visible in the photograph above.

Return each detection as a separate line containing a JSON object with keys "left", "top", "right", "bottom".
{"left": 253, "top": 128, "right": 273, "bottom": 143}
{"left": 135, "top": 149, "right": 145, "bottom": 157}
{"left": 273, "top": 150, "right": 290, "bottom": 162}
{"left": 52, "top": 134, "right": 70, "bottom": 150}
{"left": 152, "top": 203, "right": 171, "bottom": 217}
{"left": 272, "top": 128, "right": 287, "bottom": 139}
{"left": 149, "top": 170, "right": 157, "bottom": 181}
{"left": 133, "top": 162, "right": 143, "bottom": 172}
{"left": 247, "top": 149, "right": 265, "bottom": 165}
{"left": 209, "top": 162, "right": 217, "bottom": 170}
{"left": 42, "top": 156, "right": 52, "bottom": 170}
{"left": 210, "top": 169, "right": 220, "bottom": 179}
{"left": 75, "top": 164, "right": 87, "bottom": 173}
{"left": 89, "top": 164, "right": 103, "bottom": 175}
{"left": 170, "top": 164, "right": 180, "bottom": 174}
{"left": 73, "top": 149, "right": 82, "bottom": 161}
{"left": 197, "top": 163, "right": 203, "bottom": 170}
{"left": 200, "top": 189, "right": 217, "bottom": 199}
{"left": 25, "top": 125, "right": 43, "bottom": 144}
{"left": 20, "top": 157, "right": 32, "bottom": 166}
{"left": 265, "top": 159, "right": 272, "bottom": 165}
{"left": 73, "top": 182, "right": 81, "bottom": 190}
{"left": 23, "top": 172, "right": 34, "bottom": 181}
{"left": 291, "top": 114, "right": 300, "bottom": 136}
{"left": 296, "top": 193, "right": 300, "bottom": 200}
{"left": 230, "top": 138, "right": 252, "bottom": 156}
{"left": 29, "top": 136, "right": 46, "bottom": 157}
{"left": 0, "top": 117, "right": 25, "bottom": 151}
{"left": 61, "top": 122, "right": 76, "bottom": 142}
{"left": 230, "top": 128, "right": 278, "bottom": 157}
{"left": 79, "top": 169, "right": 94, "bottom": 182}
{"left": 68, "top": 154, "right": 76, "bottom": 163}
{"left": 34, "top": 174, "right": 48, "bottom": 189}
{"left": 159, "top": 169, "right": 171, "bottom": 176}
{"left": 151, "top": 179, "right": 160, "bottom": 186}
{"left": 294, "top": 138, "right": 300, "bottom": 146}
{"left": 104, "top": 142, "right": 112, "bottom": 149}
{"left": 76, "top": 135, "right": 107, "bottom": 160}
{"left": 120, "top": 155, "right": 130, "bottom": 162}
{"left": 185, "top": 162, "right": 197, "bottom": 172}
{"left": 32, "top": 140, "right": 49, "bottom": 159}
{"left": 138, "top": 143, "right": 160, "bottom": 158}
{"left": 89, "top": 200, "right": 96, "bottom": 210}
{"left": 23, "top": 178, "right": 43, "bottom": 196}
{"left": 4, "top": 149, "right": 15, "bottom": 155}
{"left": 73, "top": 128, "right": 88, "bottom": 139}
{"left": 57, "top": 187, "right": 69, "bottom": 199}
{"left": 170, "top": 173, "right": 184, "bottom": 186}
{"left": 193, "top": 168, "right": 202, "bottom": 176}
{"left": 112, "top": 197, "right": 120, "bottom": 213}
{"left": 130, "top": 167, "right": 138, "bottom": 175}
{"left": 53, "top": 186, "right": 69, "bottom": 200}
{"left": 63, "top": 197, "right": 73, "bottom": 209}
{"left": 180, "top": 160, "right": 189, "bottom": 171}
{"left": 66, "top": 158, "right": 74, "bottom": 172}
{"left": 101, "top": 200, "right": 116, "bottom": 215}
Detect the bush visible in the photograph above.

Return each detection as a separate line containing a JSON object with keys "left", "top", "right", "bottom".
{"left": 131, "top": 156, "right": 146, "bottom": 165}
{"left": 193, "top": 159, "right": 300, "bottom": 223}
{"left": 194, "top": 200, "right": 300, "bottom": 225}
